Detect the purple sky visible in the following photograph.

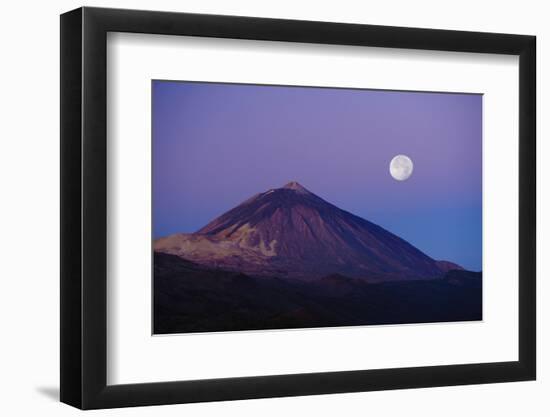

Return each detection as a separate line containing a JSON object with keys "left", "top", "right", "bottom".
{"left": 153, "top": 81, "right": 482, "bottom": 271}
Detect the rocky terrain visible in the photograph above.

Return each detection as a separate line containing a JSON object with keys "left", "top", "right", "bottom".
{"left": 155, "top": 182, "right": 456, "bottom": 282}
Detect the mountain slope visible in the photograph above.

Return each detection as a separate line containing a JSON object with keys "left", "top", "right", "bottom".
{"left": 154, "top": 182, "right": 455, "bottom": 281}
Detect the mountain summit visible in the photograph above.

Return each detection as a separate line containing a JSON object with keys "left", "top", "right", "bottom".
{"left": 154, "top": 182, "right": 456, "bottom": 281}
{"left": 282, "top": 181, "right": 311, "bottom": 193}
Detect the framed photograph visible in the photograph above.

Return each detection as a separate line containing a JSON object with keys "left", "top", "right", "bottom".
{"left": 60, "top": 7, "right": 536, "bottom": 409}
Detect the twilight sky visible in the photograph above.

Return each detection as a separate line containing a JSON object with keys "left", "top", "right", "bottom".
{"left": 153, "top": 81, "right": 482, "bottom": 271}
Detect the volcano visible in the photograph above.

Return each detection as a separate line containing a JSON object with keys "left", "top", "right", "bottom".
{"left": 154, "top": 182, "right": 457, "bottom": 281}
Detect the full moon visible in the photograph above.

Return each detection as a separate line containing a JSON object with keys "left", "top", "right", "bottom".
{"left": 389, "top": 154, "right": 414, "bottom": 181}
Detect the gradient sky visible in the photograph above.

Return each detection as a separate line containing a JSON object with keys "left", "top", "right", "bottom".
{"left": 153, "top": 81, "right": 482, "bottom": 271}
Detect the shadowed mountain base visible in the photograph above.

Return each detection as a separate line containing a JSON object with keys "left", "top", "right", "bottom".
{"left": 154, "top": 253, "right": 482, "bottom": 334}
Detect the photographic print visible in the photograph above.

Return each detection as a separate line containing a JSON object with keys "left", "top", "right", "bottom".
{"left": 152, "top": 80, "right": 482, "bottom": 335}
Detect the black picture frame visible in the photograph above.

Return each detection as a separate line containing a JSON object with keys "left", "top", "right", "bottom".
{"left": 60, "top": 6, "right": 536, "bottom": 410}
